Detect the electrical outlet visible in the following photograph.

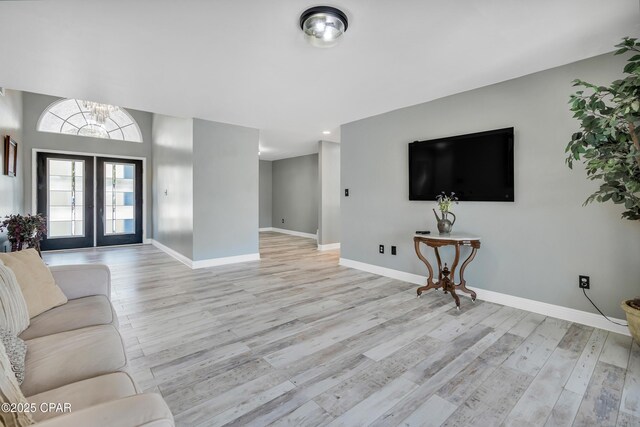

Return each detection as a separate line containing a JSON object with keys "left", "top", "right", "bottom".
{"left": 345, "top": 189, "right": 349, "bottom": 197}
{"left": 391, "top": 246, "right": 397, "bottom": 255}
{"left": 579, "top": 275, "right": 590, "bottom": 289}
{"left": 379, "top": 244, "right": 384, "bottom": 254}
{"left": 282, "top": 218, "right": 284, "bottom": 223}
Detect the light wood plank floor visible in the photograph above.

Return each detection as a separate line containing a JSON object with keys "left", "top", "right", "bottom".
{"left": 43, "top": 232, "right": 640, "bottom": 426}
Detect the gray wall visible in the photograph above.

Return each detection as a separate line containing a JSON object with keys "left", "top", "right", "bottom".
{"left": 0, "top": 90, "right": 24, "bottom": 252}
{"left": 192, "top": 118, "right": 259, "bottom": 261}
{"left": 272, "top": 154, "right": 318, "bottom": 235}
{"left": 341, "top": 52, "right": 640, "bottom": 318}
{"left": 259, "top": 160, "right": 272, "bottom": 228}
{"left": 318, "top": 141, "right": 340, "bottom": 245}
{"left": 22, "top": 92, "right": 153, "bottom": 238}
{"left": 151, "top": 114, "right": 193, "bottom": 259}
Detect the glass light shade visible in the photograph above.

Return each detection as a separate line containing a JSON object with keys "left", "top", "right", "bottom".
{"left": 301, "top": 11, "right": 347, "bottom": 48}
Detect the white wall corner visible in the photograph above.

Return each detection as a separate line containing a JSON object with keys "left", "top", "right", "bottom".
{"left": 338, "top": 258, "right": 629, "bottom": 336}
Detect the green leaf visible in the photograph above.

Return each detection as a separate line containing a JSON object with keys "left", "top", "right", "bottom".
{"left": 566, "top": 37, "right": 640, "bottom": 221}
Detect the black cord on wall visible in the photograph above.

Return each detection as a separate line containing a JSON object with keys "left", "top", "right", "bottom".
{"left": 582, "top": 288, "right": 628, "bottom": 327}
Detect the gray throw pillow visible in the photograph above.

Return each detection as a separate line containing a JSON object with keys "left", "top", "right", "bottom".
{"left": 0, "top": 329, "right": 26, "bottom": 385}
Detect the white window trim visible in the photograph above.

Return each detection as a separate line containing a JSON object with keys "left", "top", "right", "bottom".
{"left": 36, "top": 98, "right": 144, "bottom": 143}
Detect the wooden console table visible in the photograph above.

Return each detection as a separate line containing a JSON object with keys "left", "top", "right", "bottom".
{"left": 413, "top": 233, "right": 481, "bottom": 308}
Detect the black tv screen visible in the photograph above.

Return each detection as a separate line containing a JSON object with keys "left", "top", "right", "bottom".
{"left": 409, "top": 127, "right": 514, "bottom": 201}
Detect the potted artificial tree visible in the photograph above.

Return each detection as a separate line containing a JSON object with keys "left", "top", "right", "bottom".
{"left": 0, "top": 213, "right": 47, "bottom": 255}
{"left": 565, "top": 37, "right": 640, "bottom": 341}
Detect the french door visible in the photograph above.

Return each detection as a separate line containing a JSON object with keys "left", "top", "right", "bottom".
{"left": 37, "top": 153, "right": 94, "bottom": 250}
{"left": 37, "top": 152, "right": 143, "bottom": 251}
{"left": 96, "top": 157, "right": 143, "bottom": 246}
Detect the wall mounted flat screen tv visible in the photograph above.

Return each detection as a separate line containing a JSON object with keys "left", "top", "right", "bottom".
{"left": 409, "top": 127, "right": 514, "bottom": 201}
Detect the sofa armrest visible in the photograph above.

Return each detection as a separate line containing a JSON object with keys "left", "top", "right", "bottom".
{"left": 34, "top": 393, "right": 174, "bottom": 427}
{"left": 49, "top": 264, "right": 111, "bottom": 300}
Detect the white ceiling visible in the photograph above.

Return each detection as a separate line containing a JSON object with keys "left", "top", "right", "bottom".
{"left": 1, "top": 1, "right": 638, "bottom": 160}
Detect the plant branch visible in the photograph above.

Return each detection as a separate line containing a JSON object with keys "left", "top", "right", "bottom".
{"left": 629, "top": 122, "right": 640, "bottom": 169}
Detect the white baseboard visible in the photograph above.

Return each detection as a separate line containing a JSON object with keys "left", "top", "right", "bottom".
{"left": 318, "top": 243, "right": 341, "bottom": 251}
{"left": 192, "top": 253, "right": 260, "bottom": 269}
{"left": 259, "top": 227, "right": 274, "bottom": 232}
{"left": 340, "top": 258, "right": 425, "bottom": 285}
{"left": 269, "top": 227, "right": 317, "bottom": 240}
{"left": 151, "top": 239, "right": 193, "bottom": 268}
{"left": 150, "top": 239, "right": 260, "bottom": 269}
{"left": 144, "top": 238, "right": 153, "bottom": 244}
{"left": 339, "top": 258, "right": 629, "bottom": 336}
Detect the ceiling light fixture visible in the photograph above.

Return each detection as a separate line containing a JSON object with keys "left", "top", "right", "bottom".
{"left": 300, "top": 6, "right": 348, "bottom": 48}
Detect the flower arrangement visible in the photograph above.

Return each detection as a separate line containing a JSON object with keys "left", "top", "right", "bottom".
{"left": 0, "top": 214, "right": 47, "bottom": 254}
{"left": 436, "top": 192, "right": 458, "bottom": 214}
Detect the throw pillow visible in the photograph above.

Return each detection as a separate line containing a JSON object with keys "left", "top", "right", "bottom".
{"left": 0, "top": 249, "right": 67, "bottom": 318}
{"left": 0, "top": 339, "right": 34, "bottom": 426}
{"left": 0, "top": 260, "right": 30, "bottom": 335}
{"left": 0, "top": 329, "right": 26, "bottom": 385}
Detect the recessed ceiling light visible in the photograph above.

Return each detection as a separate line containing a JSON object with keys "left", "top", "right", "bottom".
{"left": 322, "top": 130, "right": 331, "bottom": 135}
{"left": 300, "top": 6, "right": 348, "bottom": 48}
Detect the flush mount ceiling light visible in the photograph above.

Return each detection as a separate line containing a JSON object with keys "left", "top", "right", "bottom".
{"left": 300, "top": 6, "right": 348, "bottom": 48}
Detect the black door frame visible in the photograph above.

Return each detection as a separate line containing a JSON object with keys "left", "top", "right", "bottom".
{"left": 33, "top": 149, "right": 146, "bottom": 251}
{"left": 96, "top": 157, "right": 143, "bottom": 246}
{"left": 37, "top": 152, "right": 95, "bottom": 251}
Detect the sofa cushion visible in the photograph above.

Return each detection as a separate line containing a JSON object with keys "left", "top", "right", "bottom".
{"left": 19, "top": 295, "right": 118, "bottom": 341}
{"left": 21, "top": 325, "right": 127, "bottom": 397}
{"left": 0, "top": 261, "right": 30, "bottom": 335}
{"left": 30, "top": 393, "right": 174, "bottom": 427}
{"left": 0, "top": 249, "right": 67, "bottom": 319}
{"left": 27, "top": 372, "right": 138, "bottom": 422}
{"left": 0, "top": 339, "right": 34, "bottom": 426}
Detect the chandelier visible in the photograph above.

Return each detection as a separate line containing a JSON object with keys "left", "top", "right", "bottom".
{"left": 82, "top": 100, "right": 120, "bottom": 124}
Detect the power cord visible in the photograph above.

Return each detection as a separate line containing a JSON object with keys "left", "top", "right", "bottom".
{"left": 582, "top": 288, "right": 628, "bottom": 327}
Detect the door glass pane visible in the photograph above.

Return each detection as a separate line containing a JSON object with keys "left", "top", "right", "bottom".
{"left": 47, "top": 159, "right": 85, "bottom": 238}
{"left": 104, "top": 162, "right": 135, "bottom": 235}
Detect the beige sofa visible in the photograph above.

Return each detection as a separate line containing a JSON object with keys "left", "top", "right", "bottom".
{"left": 18, "top": 264, "right": 174, "bottom": 426}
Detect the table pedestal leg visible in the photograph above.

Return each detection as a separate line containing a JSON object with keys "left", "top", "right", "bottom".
{"left": 440, "top": 265, "right": 460, "bottom": 308}
{"left": 414, "top": 240, "right": 438, "bottom": 296}
{"left": 458, "top": 247, "right": 478, "bottom": 301}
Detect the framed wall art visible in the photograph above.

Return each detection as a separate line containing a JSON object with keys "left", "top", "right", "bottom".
{"left": 4, "top": 136, "right": 17, "bottom": 177}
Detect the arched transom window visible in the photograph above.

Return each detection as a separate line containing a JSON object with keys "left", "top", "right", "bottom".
{"left": 37, "top": 98, "right": 143, "bottom": 143}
